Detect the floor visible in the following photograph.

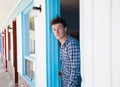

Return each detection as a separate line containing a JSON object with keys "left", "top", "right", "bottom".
{"left": 0, "top": 58, "right": 14, "bottom": 87}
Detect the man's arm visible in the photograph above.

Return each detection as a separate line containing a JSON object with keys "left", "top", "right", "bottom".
{"left": 67, "top": 41, "right": 80, "bottom": 87}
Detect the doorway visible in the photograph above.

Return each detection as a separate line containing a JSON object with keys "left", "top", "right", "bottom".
{"left": 45, "top": 0, "right": 80, "bottom": 87}
{"left": 59, "top": 0, "right": 80, "bottom": 87}
{"left": 60, "top": 0, "right": 79, "bottom": 40}
{"left": 12, "top": 20, "right": 18, "bottom": 85}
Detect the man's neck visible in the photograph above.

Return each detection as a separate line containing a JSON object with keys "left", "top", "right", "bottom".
{"left": 60, "top": 34, "right": 67, "bottom": 45}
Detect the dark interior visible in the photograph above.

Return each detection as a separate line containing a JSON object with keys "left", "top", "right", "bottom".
{"left": 60, "top": 0, "right": 79, "bottom": 40}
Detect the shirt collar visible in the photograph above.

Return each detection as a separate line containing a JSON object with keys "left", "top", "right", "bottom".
{"left": 61, "top": 35, "right": 71, "bottom": 48}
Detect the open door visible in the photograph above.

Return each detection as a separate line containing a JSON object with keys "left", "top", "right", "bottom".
{"left": 46, "top": 0, "right": 80, "bottom": 87}
{"left": 12, "top": 20, "right": 18, "bottom": 85}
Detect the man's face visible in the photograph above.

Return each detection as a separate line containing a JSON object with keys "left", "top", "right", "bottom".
{"left": 52, "top": 23, "right": 67, "bottom": 40}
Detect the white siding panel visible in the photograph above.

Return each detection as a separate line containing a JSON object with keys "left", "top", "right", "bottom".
{"left": 93, "top": 0, "right": 111, "bottom": 87}
{"left": 17, "top": 14, "right": 23, "bottom": 75}
{"left": 112, "top": 0, "right": 120, "bottom": 87}
{"left": 80, "top": 0, "right": 94, "bottom": 87}
{"left": 80, "top": 0, "right": 112, "bottom": 87}
{"left": 6, "top": 28, "right": 8, "bottom": 61}
{"left": 34, "top": 0, "right": 47, "bottom": 87}
{"left": 9, "top": 28, "right": 14, "bottom": 67}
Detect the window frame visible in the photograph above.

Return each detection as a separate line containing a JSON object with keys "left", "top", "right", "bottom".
{"left": 21, "top": 3, "right": 35, "bottom": 87}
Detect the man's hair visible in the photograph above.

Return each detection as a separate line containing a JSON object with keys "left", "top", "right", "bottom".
{"left": 50, "top": 16, "right": 67, "bottom": 28}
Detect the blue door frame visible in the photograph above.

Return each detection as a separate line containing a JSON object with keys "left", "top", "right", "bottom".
{"left": 45, "top": 0, "right": 61, "bottom": 87}
{"left": 21, "top": 2, "right": 35, "bottom": 87}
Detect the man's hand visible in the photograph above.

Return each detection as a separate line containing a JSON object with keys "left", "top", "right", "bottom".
{"left": 58, "top": 71, "right": 62, "bottom": 77}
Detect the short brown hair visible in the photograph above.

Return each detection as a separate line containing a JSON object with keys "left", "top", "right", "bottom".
{"left": 50, "top": 16, "right": 67, "bottom": 28}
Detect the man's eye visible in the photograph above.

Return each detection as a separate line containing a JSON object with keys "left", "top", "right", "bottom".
{"left": 53, "top": 29, "right": 56, "bottom": 31}
{"left": 58, "top": 27, "right": 62, "bottom": 30}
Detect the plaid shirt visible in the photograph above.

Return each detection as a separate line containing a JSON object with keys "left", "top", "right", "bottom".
{"left": 60, "top": 35, "right": 81, "bottom": 87}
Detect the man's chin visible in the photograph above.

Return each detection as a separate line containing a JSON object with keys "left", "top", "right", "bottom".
{"left": 56, "top": 38, "right": 60, "bottom": 40}
{"left": 55, "top": 36, "right": 61, "bottom": 40}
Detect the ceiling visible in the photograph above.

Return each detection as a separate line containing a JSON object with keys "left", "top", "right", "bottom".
{"left": 0, "top": 0, "right": 19, "bottom": 32}
{"left": 0, "top": 0, "right": 79, "bottom": 32}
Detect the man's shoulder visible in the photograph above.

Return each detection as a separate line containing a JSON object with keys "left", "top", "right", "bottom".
{"left": 68, "top": 35, "right": 79, "bottom": 43}
{"left": 67, "top": 35, "right": 80, "bottom": 47}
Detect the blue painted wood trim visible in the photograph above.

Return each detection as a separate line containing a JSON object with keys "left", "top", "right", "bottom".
{"left": 21, "top": 0, "right": 34, "bottom": 74}
{"left": 21, "top": 75, "right": 35, "bottom": 87}
{"left": 24, "top": 55, "right": 35, "bottom": 62}
{"left": 21, "top": 2, "right": 35, "bottom": 87}
{"left": 21, "top": 12, "right": 29, "bottom": 76}
{"left": 45, "top": 0, "right": 60, "bottom": 87}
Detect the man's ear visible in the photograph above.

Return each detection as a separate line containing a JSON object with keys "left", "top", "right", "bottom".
{"left": 65, "top": 27, "right": 67, "bottom": 32}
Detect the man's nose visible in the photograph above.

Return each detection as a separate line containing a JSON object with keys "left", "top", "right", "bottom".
{"left": 56, "top": 29, "right": 59, "bottom": 33}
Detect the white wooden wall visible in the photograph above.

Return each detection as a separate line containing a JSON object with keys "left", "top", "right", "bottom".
{"left": 111, "top": 0, "right": 120, "bottom": 87}
{"left": 34, "top": 0, "right": 47, "bottom": 87}
{"left": 80, "top": 0, "right": 120, "bottom": 87}
{"left": 16, "top": 14, "right": 23, "bottom": 75}
{"left": 9, "top": 27, "right": 14, "bottom": 67}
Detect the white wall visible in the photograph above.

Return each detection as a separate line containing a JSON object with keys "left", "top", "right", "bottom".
{"left": 6, "top": 28, "right": 9, "bottom": 61}
{"left": 16, "top": 14, "right": 23, "bottom": 75}
{"left": 34, "top": 0, "right": 47, "bottom": 87}
{"left": 111, "top": 0, "right": 120, "bottom": 87}
{"left": 80, "top": 0, "right": 94, "bottom": 86}
{"left": 93, "top": 0, "right": 111, "bottom": 87}
{"left": 80, "top": 0, "right": 120, "bottom": 87}
{"left": 9, "top": 28, "right": 14, "bottom": 67}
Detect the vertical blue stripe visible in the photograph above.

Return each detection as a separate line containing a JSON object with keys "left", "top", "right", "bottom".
{"left": 45, "top": 0, "right": 60, "bottom": 87}
{"left": 21, "top": 0, "right": 33, "bottom": 76}
{"left": 21, "top": 2, "right": 35, "bottom": 87}
{"left": 22, "top": 13, "right": 29, "bottom": 75}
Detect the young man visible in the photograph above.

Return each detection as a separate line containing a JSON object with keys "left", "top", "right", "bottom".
{"left": 51, "top": 17, "right": 81, "bottom": 87}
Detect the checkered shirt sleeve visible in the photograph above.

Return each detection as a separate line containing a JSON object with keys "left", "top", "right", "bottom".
{"left": 60, "top": 35, "right": 81, "bottom": 87}
{"left": 67, "top": 39, "right": 80, "bottom": 87}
